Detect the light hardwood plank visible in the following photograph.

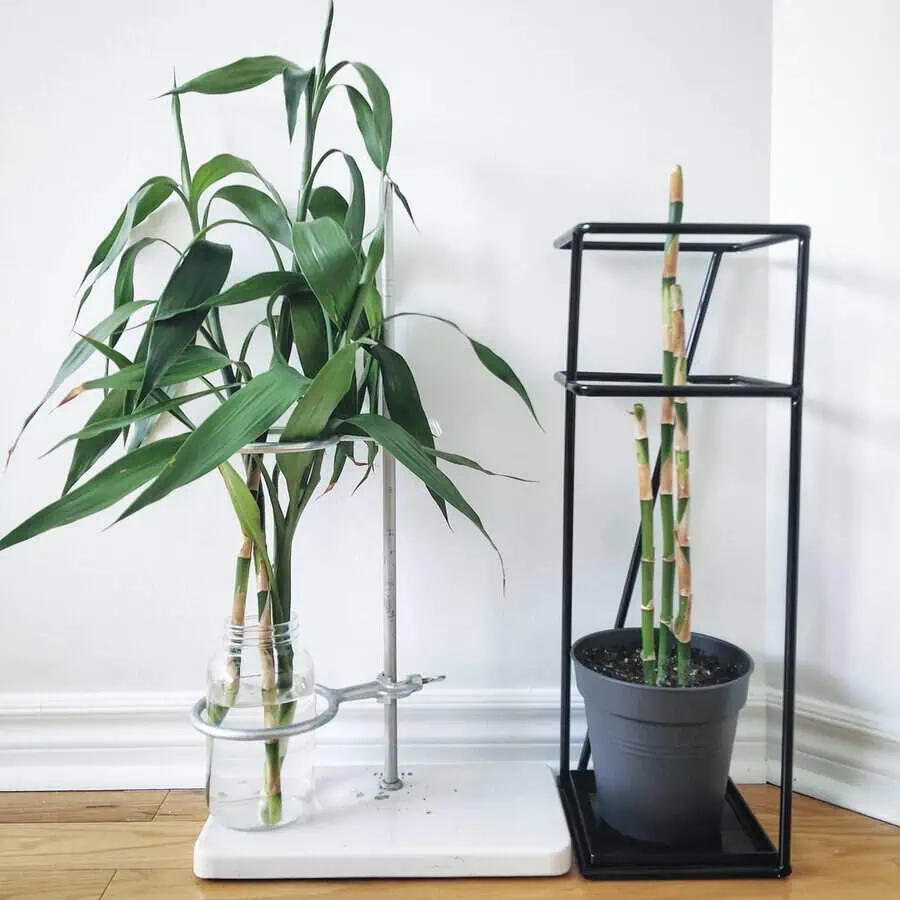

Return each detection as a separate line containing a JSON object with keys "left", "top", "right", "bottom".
{"left": 155, "top": 790, "right": 208, "bottom": 821}
{"left": 0, "top": 822, "right": 199, "bottom": 870}
{"left": 1, "top": 786, "right": 897, "bottom": 899}
{"left": 98, "top": 866, "right": 900, "bottom": 900}
{"left": 0, "top": 791, "right": 166, "bottom": 824}
{"left": 0, "top": 869, "right": 114, "bottom": 900}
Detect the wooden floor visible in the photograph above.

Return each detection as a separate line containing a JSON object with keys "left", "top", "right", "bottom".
{"left": 0, "top": 786, "right": 897, "bottom": 898}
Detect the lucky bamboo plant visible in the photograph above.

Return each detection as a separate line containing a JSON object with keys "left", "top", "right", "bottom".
{"left": 1, "top": 1, "right": 537, "bottom": 823}
{"left": 632, "top": 166, "right": 692, "bottom": 687}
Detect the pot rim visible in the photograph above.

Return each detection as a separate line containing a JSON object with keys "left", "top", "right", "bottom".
{"left": 571, "top": 627, "right": 754, "bottom": 693}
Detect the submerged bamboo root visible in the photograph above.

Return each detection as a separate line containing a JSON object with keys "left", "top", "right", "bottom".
{"left": 658, "top": 165, "right": 683, "bottom": 683}
{"left": 671, "top": 284, "right": 693, "bottom": 685}
{"left": 631, "top": 403, "right": 656, "bottom": 684}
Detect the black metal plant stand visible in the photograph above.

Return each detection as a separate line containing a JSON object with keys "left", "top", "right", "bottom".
{"left": 555, "top": 222, "right": 810, "bottom": 880}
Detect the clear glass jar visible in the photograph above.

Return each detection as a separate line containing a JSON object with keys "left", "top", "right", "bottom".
{"left": 205, "top": 616, "right": 315, "bottom": 831}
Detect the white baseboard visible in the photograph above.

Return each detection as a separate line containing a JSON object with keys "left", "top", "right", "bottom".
{"left": 766, "top": 689, "right": 900, "bottom": 826}
{"left": 4, "top": 689, "right": 894, "bottom": 824}
{"left": 0, "top": 686, "right": 766, "bottom": 791}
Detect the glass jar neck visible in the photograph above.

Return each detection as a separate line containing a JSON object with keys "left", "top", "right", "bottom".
{"left": 223, "top": 615, "right": 299, "bottom": 649}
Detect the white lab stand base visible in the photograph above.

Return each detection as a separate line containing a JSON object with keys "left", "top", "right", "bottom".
{"left": 194, "top": 762, "right": 572, "bottom": 879}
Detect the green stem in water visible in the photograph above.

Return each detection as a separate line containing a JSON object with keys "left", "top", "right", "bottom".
{"left": 671, "top": 284, "right": 693, "bottom": 685}
{"left": 257, "top": 574, "right": 283, "bottom": 826}
{"left": 631, "top": 403, "right": 656, "bottom": 685}
{"left": 658, "top": 164, "right": 683, "bottom": 684}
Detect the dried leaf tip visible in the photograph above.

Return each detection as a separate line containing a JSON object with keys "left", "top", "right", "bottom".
{"left": 669, "top": 165, "right": 684, "bottom": 204}
{"left": 57, "top": 385, "right": 85, "bottom": 408}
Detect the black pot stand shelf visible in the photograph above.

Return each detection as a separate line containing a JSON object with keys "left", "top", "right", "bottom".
{"left": 555, "top": 222, "right": 810, "bottom": 880}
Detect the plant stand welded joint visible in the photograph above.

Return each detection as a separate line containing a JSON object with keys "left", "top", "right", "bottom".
{"left": 555, "top": 222, "right": 809, "bottom": 880}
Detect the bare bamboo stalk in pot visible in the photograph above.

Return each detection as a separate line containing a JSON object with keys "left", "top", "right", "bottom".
{"left": 670, "top": 284, "right": 693, "bottom": 685}
{"left": 631, "top": 403, "right": 657, "bottom": 684}
{"left": 658, "top": 165, "right": 683, "bottom": 684}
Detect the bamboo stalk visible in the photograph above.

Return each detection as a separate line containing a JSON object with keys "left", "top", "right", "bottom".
{"left": 658, "top": 165, "right": 683, "bottom": 684}
{"left": 257, "top": 564, "right": 283, "bottom": 826}
{"left": 671, "top": 284, "right": 693, "bottom": 685}
{"left": 225, "top": 535, "right": 252, "bottom": 702}
{"left": 203, "top": 533, "right": 253, "bottom": 809}
{"left": 631, "top": 403, "right": 656, "bottom": 684}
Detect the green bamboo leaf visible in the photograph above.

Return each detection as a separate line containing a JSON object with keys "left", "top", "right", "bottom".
{"left": 342, "top": 64, "right": 392, "bottom": 171}
{"left": 324, "top": 440, "right": 354, "bottom": 493}
{"left": 385, "top": 313, "right": 541, "bottom": 427}
{"left": 139, "top": 240, "right": 233, "bottom": 402}
{"left": 367, "top": 342, "right": 446, "bottom": 522}
{"left": 6, "top": 300, "right": 154, "bottom": 467}
{"left": 62, "top": 389, "right": 129, "bottom": 494}
{"left": 0, "top": 436, "right": 188, "bottom": 552}
{"left": 191, "top": 153, "right": 286, "bottom": 218}
{"left": 390, "top": 180, "right": 417, "bottom": 229}
{"left": 205, "top": 185, "right": 292, "bottom": 248}
{"left": 239, "top": 317, "right": 274, "bottom": 365}
{"left": 77, "top": 177, "right": 179, "bottom": 321}
{"left": 127, "top": 387, "right": 170, "bottom": 451}
{"left": 309, "top": 186, "right": 349, "bottom": 224}
{"left": 353, "top": 63, "right": 392, "bottom": 165}
{"left": 111, "top": 239, "right": 171, "bottom": 347}
{"left": 279, "top": 343, "right": 358, "bottom": 489}
{"left": 291, "top": 218, "right": 361, "bottom": 326}
{"left": 283, "top": 67, "right": 314, "bottom": 141}
{"left": 305, "top": 150, "right": 366, "bottom": 247}
{"left": 337, "top": 153, "right": 365, "bottom": 247}
{"left": 75, "top": 333, "right": 133, "bottom": 372}
{"left": 80, "top": 346, "right": 233, "bottom": 393}
{"left": 347, "top": 413, "right": 505, "bottom": 585}
{"left": 425, "top": 448, "right": 533, "bottom": 482}
{"left": 120, "top": 365, "right": 309, "bottom": 522}
{"left": 360, "top": 226, "right": 384, "bottom": 287}
{"left": 173, "top": 56, "right": 299, "bottom": 96}
{"left": 367, "top": 344, "right": 431, "bottom": 447}
{"left": 45, "top": 388, "right": 218, "bottom": 455}
{"left": 218, "top": 460, "right": 276, "bottom": 594}
{"left": 282, "top": 343, "right": 357, "bottom": 442}
{"left": 347, "top": 279, "right": 382, "bottom": 341}
{"left": 345, "top": 86, "right": 384, "bottom": 172}
{"left": 171, "top": 71, "right": 192, "bottom": 192}
{"left": 289, "top": 292, "right": 329, "bottom": 378}
{"left": 153, "top": 271, "right": 305, "bottom": 321}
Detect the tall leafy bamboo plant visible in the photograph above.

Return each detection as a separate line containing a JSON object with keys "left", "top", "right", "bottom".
{"left": 0, "top": 1, "right": 538, "bottom": 825}
{"left": 630, "top": 165, "right": 691, "bottom": 687}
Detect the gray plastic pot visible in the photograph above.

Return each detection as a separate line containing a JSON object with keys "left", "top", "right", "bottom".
{"left": 572, "top": 628, "right": 753, "bottom": 845}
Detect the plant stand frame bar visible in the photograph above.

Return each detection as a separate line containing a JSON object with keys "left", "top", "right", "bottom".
{"left": 556, "top": 221, "right": 809, "bottom": 880}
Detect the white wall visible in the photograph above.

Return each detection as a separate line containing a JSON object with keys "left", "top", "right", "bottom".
{"left": 0, "top": 0, "right": 773, "bottom": 783}
{"left": 768, "top": 0, "right": 900, "bottom": 822}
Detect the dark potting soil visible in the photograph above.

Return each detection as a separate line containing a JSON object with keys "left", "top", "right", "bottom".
{"left": 577, "top": 642, "right": 742, "bottom": 687}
